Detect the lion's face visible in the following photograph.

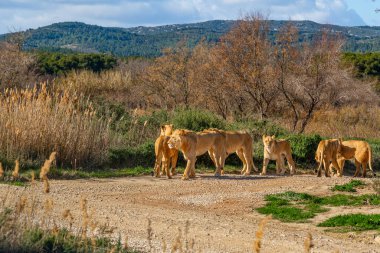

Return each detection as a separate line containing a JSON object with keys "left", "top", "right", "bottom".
{"left": 262, "top": 135, "right": 276, "bottom": 151}
{"left": 160, "top": 124, "right": 174, "bottom": 136}
{"left": 167, "top": 134, "right": 182, "bottom": 149}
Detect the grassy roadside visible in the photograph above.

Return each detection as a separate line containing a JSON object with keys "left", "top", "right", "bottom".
{"left": 256, "top": 191, "right": 380, "bottom": 223}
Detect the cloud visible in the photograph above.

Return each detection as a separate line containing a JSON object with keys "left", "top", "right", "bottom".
{"left": 0, "top": 0, "right": 367, "bottom": 34}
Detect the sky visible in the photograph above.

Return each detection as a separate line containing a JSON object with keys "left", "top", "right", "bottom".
{"left": 0, "top": 0, "right": 379, "bottom": 34}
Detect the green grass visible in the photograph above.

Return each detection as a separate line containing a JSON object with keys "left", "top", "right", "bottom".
{"left": 0, "top": 180, "right": 27, "bottom": 187}
{"left": 318, "top": 214, "right": 380, "bottom": 232}
{"left": 332, "top": 180, "right": 366, "bottom": 192}
{"left": 256, "top": 191, "right": 380, "bottom": 223}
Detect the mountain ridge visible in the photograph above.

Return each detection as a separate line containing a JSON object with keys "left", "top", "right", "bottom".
{"left": 3, "top": 20, "right": 380, "bottom": 57}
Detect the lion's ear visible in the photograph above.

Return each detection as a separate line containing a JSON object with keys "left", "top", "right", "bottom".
{"left": 271, "top": 135, "right": 275, "bottom": 139}
{"left": 262, "top": 134, "right": 266, "bottom": 140}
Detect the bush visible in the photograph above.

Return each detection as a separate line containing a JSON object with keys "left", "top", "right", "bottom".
{"left": 109, "top": 141, "right": 156, "bottom": 168}
{"left": 171, "top": 108, "right": 226, "bottom": 131}
{"left": 286, "top": 134, "right": 322, "bottom": 165}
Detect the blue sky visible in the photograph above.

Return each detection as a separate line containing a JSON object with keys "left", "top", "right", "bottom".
{"left": 0, "top": 0, "right": 379, "bottom": 34}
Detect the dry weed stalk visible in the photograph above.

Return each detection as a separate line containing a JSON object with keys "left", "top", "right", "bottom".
{"left": 147, "top": 218, "right": 153, "bottom": 252}
{"left": 304, "top": 232, "right": 313, "bottom": 253}
{"left": 0, "top": 162, "right": 4, "bottom": 178}
{"left": 11, "top": 159, "right": 19, "bottom": 179}
{"left": 62, "top": 209, "right": 74, "bottom": 230}
{"left": 40, "top": 152, "right": 56, "bottom": 194}
{"left": 15, "top": 196, "right": 27, "bottom": 215}
{"left": 171, "top": 227, "right": 183, "bottom": 253}
{"left": 253, "top": 215, "right": 272, "bottom": 253}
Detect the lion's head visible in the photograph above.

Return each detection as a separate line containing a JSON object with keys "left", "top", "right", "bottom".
{"left": 262, "top": 135, "right": 276, "bottom": 152}
{"left": 160, "top": 124, "right": 174, "bottom": 136}
{"left": 167, "top": 129, "right": 191, "bottom": 150}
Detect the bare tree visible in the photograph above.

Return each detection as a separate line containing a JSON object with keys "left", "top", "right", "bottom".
{"left": 215, "top": 13, "right": 277, "bottom": 120}
{"left": 141, "top": 41, "right": 195, "bottom": 109}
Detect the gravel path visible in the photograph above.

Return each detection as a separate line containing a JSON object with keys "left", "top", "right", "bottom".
{"left": 1, "top": 174, "right": 379, "bottom": 252}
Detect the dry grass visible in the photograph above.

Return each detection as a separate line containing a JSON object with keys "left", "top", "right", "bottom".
{"left": 304, "top": 232, "right": 313, "bottom": 253}
{"left": 11, "top": 160, "right": 19, "bottom": 180}
{"left": 306, "top": 106, "right": 380, "bottom": 138}
{"left": 0, "top": 162, "right": 3, "bottom": 178}
{"left": 253, "top": 215, "right": 272, "bottom": 253}
{"left": 55, "top": 69, "right": 132, "bottom": 96}
{"left": 0, "top": 84, "right": 114, "bottom": 168}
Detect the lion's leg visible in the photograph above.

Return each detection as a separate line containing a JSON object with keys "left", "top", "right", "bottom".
{"left": 323, "top": 159, "right": 330, "bottom": 177}
{"left": 336, "top": 158, "right": 345, "bottom": 177}
{"left": 154, "top": 152, "right": 163, "bottom": 178}
{"left": 285, "top": 154, "right": 296, "bottom": 175}
{"left": 165, "top": 159, "right": 172, "bottom": 179}
{"left": 331, "top": 159, "right": 341, "bottom": 177}
{"left": 182, "top": 158, "right": 195, "bottom": 180}
{"left": 276, "top": 158, "right": 285, "bottom": 175}
{"left": 362, "top": 162, "right": 367, "bottom": 178}
{"left": 353, "top": 160, "right": 361, "bottom": 177}
{"left": 213, "top": 152, "right": 223, "bottom": 177}
{"left": 171, "top": 152, "right": 179, "bottom": 176}
{"left": 261, "top": 158, "right": 270, "bottom": 175}
{"left": 242, "top": 150, "right": 252, "bottom": 176}
{"left": 236, "top": 149, "right": 247, "bottom": 174}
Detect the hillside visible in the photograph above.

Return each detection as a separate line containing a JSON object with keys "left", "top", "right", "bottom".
{"left": 4, "top": 20, "right": 380, "bottom": 57}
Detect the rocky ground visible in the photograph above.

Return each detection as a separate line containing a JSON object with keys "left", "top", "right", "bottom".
{"left": 1, "top": 173, "right": 379, "bottom": 253}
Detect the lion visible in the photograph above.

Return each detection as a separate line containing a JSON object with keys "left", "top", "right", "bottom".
{"left": 333, "top": 140, "right": 375, "bottom": 178}
{"left": 314, "top": 139, "right": 342, "bottom": 177}
{"left": 153, "top": 124, "right": 178, "bottom": 179}
{"left": 167, "top": 129, "right": 226, "bottom": 180}
{"left": 261, "top": 135, "right": 296, "bottom": 176}
{"left": 203, "top": 129, "right": 258, "bottom": 175}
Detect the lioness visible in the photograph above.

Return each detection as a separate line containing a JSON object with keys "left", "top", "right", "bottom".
{"left": 167, "top": 129, "right": 226, "bottom": 180}
{"left": 334, "top": 140, "right": 375, "bottom": 178}
{"left": 261, "top": 135, "right": 296, "bottom": 175}
{"left": 203, "top": 129, "right": 258, "bottom": 175}
{"left": 315, "top": 139, "right": 342, "bottom": 177}
{"left": 154, "top": 124, "right": 179, "bottom": 179}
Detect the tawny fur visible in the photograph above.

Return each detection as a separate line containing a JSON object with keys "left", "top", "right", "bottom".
{"left": 167, "top": 129, "right": 226, "bottom": 180}
{"left": 261, "top": 135, "right": 296, "bottom": 176}
{"left": 335, "top": 140, "right": 375, "bottom": 178}
{"left": 154, "top": 124, "right": 178, "bottom": 179}
{"left": 315, "top": 139, "right": 342, "bottom": 177}
{"left": 203, "top": 128, "right": 258, "bottom": 175}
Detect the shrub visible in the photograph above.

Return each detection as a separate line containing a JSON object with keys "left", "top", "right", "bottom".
{"left": 109, "top": 141, "right": 156, "bottom": 168}
{"left": 171, "top": 108, "right": 226, "bottom": 131}
{"left": 286, "top": 134, "right": 322, "bottom": 164}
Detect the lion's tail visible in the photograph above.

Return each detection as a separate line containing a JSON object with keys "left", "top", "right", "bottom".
{"left": 368, "top": 144, "right": 375, "bottom": 176}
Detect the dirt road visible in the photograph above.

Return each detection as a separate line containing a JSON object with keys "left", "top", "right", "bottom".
{"left": 1, "top": 174, "right": 379, "bottom": 252}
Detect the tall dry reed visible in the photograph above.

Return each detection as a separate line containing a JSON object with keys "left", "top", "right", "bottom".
{"left": 11, "top": 160, "right": 19, "bottom": 179}
{"left": 306, "top": 106, "right": 380, "bottom": 139}
{"left": 0, "top": 84, "right": 114, "bottom": 168}
{"left": 55, "top": 70, "right": 132, "bottom": 96}
{"left": 0, "top": 162, "right": 3, "bottom": 178}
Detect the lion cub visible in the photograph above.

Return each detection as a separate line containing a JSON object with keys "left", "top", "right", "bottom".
{"left": 261, "top": 135, "right": 296, "bottom": 175}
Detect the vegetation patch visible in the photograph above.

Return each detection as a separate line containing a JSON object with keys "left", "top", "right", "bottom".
{"left": 318, "top": 214, "right": 380, "bottom": 232}
{"left": 332, "top": 180, "right": 366, "bottom": 192}
{"left": 257, "top": 191, "right": 380, "bottom": 223}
